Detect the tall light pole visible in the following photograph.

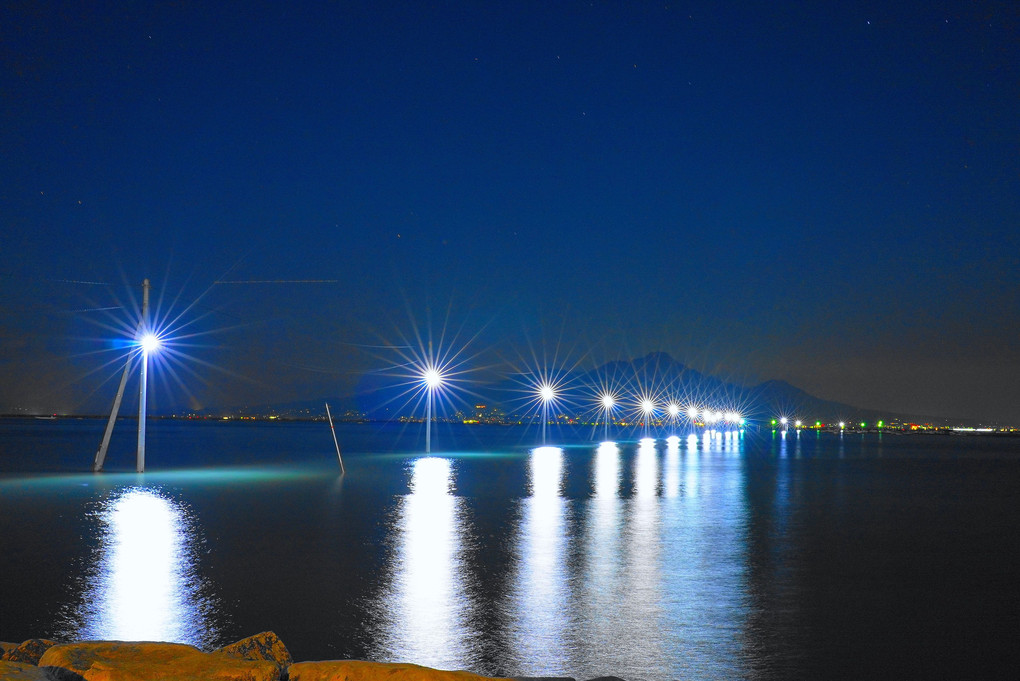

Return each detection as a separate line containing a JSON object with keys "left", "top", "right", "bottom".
{"left": 423, "top": 366, "right": 442, "bottom": 454}
{"left": 640, "top": 398, "right": 656, "bottom": 439}
{"left": 539, "top": 383, "right": 555, "bottom": 445}
{"left": 667, "top": 402, "right": 680, "bottom": 434}
{"left": 94, "top": 278, "right": 160, "bottom": 473}
{"left": 136, "top": 279, "right": 151, "bottom": 473}
{"left": 686, "top": 406, "right": 700, "bottom": 433}
{"left": 600, "top": 393, "right": 615, "bottom": 442}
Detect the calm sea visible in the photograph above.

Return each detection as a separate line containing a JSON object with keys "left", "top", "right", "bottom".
{"left": 0, "top": 418, "right": 1017, "bottom": 680}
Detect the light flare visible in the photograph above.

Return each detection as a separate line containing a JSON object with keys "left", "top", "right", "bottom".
{"left": 139, "top": 333, "right": 161, "bottom": 354}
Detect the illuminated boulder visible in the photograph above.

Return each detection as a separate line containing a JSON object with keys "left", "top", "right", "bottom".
{"left": 289, "top": 660, "right": 503, "bottom": 681}
{"left": 288, "top": 660, "right": 505, "bottom": 681}
{"left": 0, "top": 640, "right": 57, "bottom": 666}
{"left": 215, "top": 630, "right": 292, "bottom": 668}
{"left": 0, "top": 660, "right": 52, "bottom": 680}
{"left": 38, "top": 641, "right": 281, "bottom": 681}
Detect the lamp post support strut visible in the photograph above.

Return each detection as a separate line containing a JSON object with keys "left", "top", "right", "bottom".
{"left": 93, "top": 355, "right": 132, "bottom": 472}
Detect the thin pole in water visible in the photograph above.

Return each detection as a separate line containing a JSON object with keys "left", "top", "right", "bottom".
{"left": 325, "top": 402, "right": 346, "bottom": 474}
{"left": 93, "top": 354, "right": 132, "bottom": 472}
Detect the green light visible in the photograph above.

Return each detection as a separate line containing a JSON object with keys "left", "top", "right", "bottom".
{"left": 860, "top": 422, "right": 866, "bottom": 428}
{"left": 878, "top": 420, "right": 884, "bottom": 428}
{"left": 771, "top": 419, "right": 777, "bottom": 426}
{"left": 815, "top": 421, "right": 821, "bottom": 427}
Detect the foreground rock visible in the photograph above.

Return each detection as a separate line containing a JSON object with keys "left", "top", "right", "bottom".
{"left": 0, "top": 640, "right": 57, "bottom": 666}
{"left": 0, "top": 660, "right": 51, "bottom": 681}
{"left": 3, "top": 634, "right": 619, "bottom": 681}
{"left": 289, "top": 660, "right": 507, "bottom": 681}
{"left": 215, "top": 631, "right": 293, "bottom": 669}
{"left": 39, "top": 641, "right": 281, "bottom": 681}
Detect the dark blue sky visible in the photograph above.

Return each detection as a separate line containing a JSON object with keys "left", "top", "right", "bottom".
{"left": 2, "top": 1, "right": 1018, "bottom": 422}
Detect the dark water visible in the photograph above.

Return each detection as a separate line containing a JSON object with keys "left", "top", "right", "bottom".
{"left": 1, "top": 419, "right": 1018, "bottom": 680}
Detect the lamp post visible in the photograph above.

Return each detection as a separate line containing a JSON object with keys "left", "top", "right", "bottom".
{"left": 640, "top": 398, "right": 656, "bottom": 439}
{"left": 600, "top": 393, "right": 615, "bottom": 442}
{"left": 136, "top": 332, "right": 160, "bottom": 472}
{"left": 539, "top": 383, "right": 555, "bottom": 445}
{"left": 93, "top": 278, "right": 160, "bottom": 473}
{"left": 686, "top": 406, "right": 700, "bottom": 433}
{"left": 423, "top": 366, "right": 442, "bottom": 454}
{"left": 667, "top": 402, "right": 680, "bottom": 434}
{"left": 136, "top": 279, "right": 156, "bottom": 472}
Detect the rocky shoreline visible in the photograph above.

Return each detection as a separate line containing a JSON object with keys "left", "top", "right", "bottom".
{"left": 0, "top": 633, "right": 625, "bottom": 681}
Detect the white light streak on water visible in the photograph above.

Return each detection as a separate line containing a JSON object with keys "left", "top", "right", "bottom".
{"left": 511, "top": 446, "right": 570, "bottom": 675}
{"left": 529, "top": 446, "right": 564, "bottom": 497}
{"left": 634, "top": 439, "right": 659, "bottom": 499}
{"left": 686, "top": 436, "right": 702, "bottom": 499}
{"left": 661, "top": 441, "right": 750, "bottom": 680}
{"left": 616, "top": 440, "right": 666, "bottom": 675}
{"left": 729, "top": 429, "right": 743, "bottom": 454}
{"left": 593, "top": 441, "right": 620, "bottom": 500}
{"left": 577, "top": 442, "right": 624, "bottom": 674}
{"left": 74, "top": 487, "right": 208, "bottom": 645}
{"left": 383, "top": 457, "right": 474, "bottom": 669}
{"left": 664, "top": 439, "right": 681, "bottom": 498}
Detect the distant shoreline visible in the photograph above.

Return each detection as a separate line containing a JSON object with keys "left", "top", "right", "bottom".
{"left": 2, "top": 413, "right": 1018, "bottom": 434}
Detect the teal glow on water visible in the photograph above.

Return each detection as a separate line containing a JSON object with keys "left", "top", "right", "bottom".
{"left": 1, "top": 419, "right": 1018, "bottom": 680}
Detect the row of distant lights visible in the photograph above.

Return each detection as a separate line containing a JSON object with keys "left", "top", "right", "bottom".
{"left": 543, "top": 380, "right": 745, "bottom": 424}
{"left": 776, "top": 417, "right": 864, "bottom": 430}
{"left": 420, "top": 367, "right": 744, "bottom": 424}
{"left": 139, "top": 337, "right": 864, "bottom": 432}
{"left": 425, "top": 367, "right": 866, "bottom": 431}
{"left": 599, "top": 392, "right": 745, "bottom": 424}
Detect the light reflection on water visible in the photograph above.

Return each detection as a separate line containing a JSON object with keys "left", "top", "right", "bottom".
{"left": 509, "top": 446, "right": 571, "bottom": 675}
{"left": 663, "top": 440, "right": 680, "bottom": 498}
{"left": 660, "top": 436, "right": 749, "bottom": 680}
{"left": 5, "top": 422, "right": 1017, "bottom": 679}
{"left": 66, "top": 487, "right": 217, "bottom": 646}
{"left": 370, "top": 440, "right": 751, "bottom": 679}
{"left": 617, "top": 440, "right": 666, "bottom": 676}
{"left": 578, "top": 442, "right": 625, "bottom": 674}
{"left": 376, "top": 457, "right": 478, "bottom": 670}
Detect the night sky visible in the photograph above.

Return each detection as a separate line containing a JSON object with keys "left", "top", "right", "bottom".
{"left": 2, "top": 2, "right": 1017, "bottom": 423}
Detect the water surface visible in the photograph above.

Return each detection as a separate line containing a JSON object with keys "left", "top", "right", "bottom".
{"left": 1, "top": 419, "right": 1017, "bottom": 679}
